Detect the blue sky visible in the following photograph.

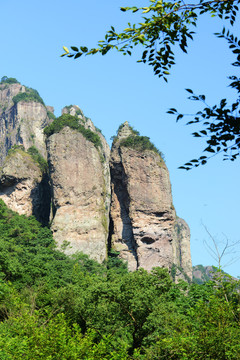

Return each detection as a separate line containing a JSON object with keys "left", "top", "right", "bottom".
{"left": 1, "top": 0, "right": 240, "bottom": 277}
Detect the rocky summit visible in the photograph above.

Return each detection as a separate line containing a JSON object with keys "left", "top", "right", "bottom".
{"left": 0, "top": 78, "right": 192, "bottom": 280}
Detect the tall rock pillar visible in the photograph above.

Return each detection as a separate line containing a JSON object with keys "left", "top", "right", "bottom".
{"left": 109, "top": 122, "right": 192, "bottom": 279}
{"left": 47, "top": 107, "right": 111, "bottom": 262}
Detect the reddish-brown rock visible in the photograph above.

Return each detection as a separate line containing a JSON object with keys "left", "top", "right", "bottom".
{"left": 109, "top": 122, "right": 192, "bottom": 279}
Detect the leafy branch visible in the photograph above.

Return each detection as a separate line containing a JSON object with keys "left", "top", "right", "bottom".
{"left": 61, "top": 0, "right": 239, "bottom": 82}
{"left": 167, "top": 28, "right": 240, "bottom": 169}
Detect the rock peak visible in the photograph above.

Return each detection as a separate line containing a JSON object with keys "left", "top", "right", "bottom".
{"left": 117, "top": 122, "right": 134, "bottom": 140}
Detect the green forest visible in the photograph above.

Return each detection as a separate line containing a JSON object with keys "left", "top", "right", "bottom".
{"left": 0, "top": 199, "right": 239, "bottom": 359}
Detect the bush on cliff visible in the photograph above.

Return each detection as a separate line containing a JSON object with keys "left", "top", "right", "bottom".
{"left": 7, "top": 145, "right": 48, "bottom": 174}
{"left": 12, "top": 87, "right": 45, "bottom": 105}
{"left": 120, "top": 135, "right": 164, "bottom": 159}
{"left": 44, "top": 114, "right": 102, "bottom": 148}
{"left": 27, "top": 146, "right": 48, "bottom": 173}
{"left": 0, "top": 76, "right": 20, "bottom": 85}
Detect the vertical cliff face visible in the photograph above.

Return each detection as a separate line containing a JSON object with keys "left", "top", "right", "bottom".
{"left": 0, "top": 80, "right": 51, "bottom": 224}
{"left": 46, "top": 106, "right": 111, "bottom": 262}
{"left": 0, "top": 82, "right": 49, "bottom": 167}
{"left": 109, "top": 122, "right": 192, "bottom": 278}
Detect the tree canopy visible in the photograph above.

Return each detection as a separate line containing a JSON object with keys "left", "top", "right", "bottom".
{"left": 62, "top": 0, "right": 240, "bottom": 169}
{"left": 0, "top": 199, "right": 239, "bottom": 358}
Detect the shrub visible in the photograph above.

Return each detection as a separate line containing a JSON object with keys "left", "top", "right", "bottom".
{"left": 12, "top": 87, "right": 44, "bottom": 105}
{"left": 7, "top": 144, "right": 25, "bottom": 155}
{"left": 44, "top": 114, "right": 102, "bottom": 148}
{"left": 120, "top": 135, "right": 165, "bottom": 158}
{"left": 0, "top": 76, "right": 19, "bottom": 84}
{"left": 47, "top": 110, "right": 56, "bottom": 121}
{"left": 7, "top": 145, "right": 48, "bottom": 174}
{"left": 27, "top": 146, "right": 48, "bottom": 173}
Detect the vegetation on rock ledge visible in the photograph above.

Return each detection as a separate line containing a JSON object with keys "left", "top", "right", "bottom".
{"left": 44, "top": 114, "right": 102, "bottom": 148}
{"left": 12, "top": 87, "right": 45, "bottom": 105}
{"left": 0, "top": 76, "right": 20, "bottom": 85}
{"left": 120, "top": 135, "right": 165, "bottom": 159}
{"left": 7, "top": 145, "right": 48, "bottom": 174}
{"left": 27, "top": 146, "right": 48, "bottom": 173}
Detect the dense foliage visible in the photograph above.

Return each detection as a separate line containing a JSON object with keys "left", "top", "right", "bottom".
{"left": 0, "top": 76, "right": 19, "bottom": 84}
{"left": 112, "top": 123, "right": 165, "bottom": 158}
{"left": 12, "top": 87, "right": 45, "bottom": 105}
{"left": 44, "top": 114, "right": 102, "bottom": 148}
{"left": 120, "top": 135, "right": 164, "bottom": 158}
{"left": 0, "top": 199, "right": 239, "bottom": 358}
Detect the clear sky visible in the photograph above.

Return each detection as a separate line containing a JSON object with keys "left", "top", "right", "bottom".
{"left": 1, "top": 0, "right": 240, "bottom": 277}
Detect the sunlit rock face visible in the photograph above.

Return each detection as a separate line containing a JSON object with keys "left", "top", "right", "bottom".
{"left": 109, "top": 122, "right": 192, "bottom": 279}
{"left": 0, "top": 81, "right": 51, "bottom": 224}
{"left": 47, "top": 106, "right": 111, "bottom": 262}
{"left": 0, "top": 82, "right": 50, "bottom": 167}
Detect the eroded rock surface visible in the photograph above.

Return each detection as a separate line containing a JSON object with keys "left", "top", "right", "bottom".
{"left": 47, "top": 108, "right": 110, "bottom": 262}
{"left": 110, "top": 122, "right": 192, "bottom": 278}
{"left": 0, "top": 82, "right": 50, "bottom": 166}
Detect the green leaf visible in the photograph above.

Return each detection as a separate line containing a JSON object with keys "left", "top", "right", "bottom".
{"left": 176, "top": 114, "right": 183, "bottom": 121}
{"left": 80, "top": 46, "right": 88, "bottom": 53}
{"left": 204, "top": 146, "right": 215, "bottom": 153}
{"left": 74, "top": 52, "right": 82, "bottom": 59}
{"left": 63, "top": 46, "right": 69, "bottom": 53}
